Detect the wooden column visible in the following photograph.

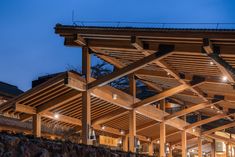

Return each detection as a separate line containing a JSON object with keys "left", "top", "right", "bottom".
{"left": 160, "top": 99, "right": 165, "bottom": 111}
{"left": 149, "top": 141, "right": 154, "bottom": 156}
{"left": 211, "top": 140, "right": 215, "bottom": 157}
{"left": 226, "top": 144, "right": 229, "bottom": 157}
{"left": 129, "top": 109, "right": 136, "bottom": 153}
{"left": 33, "top": 114, "right": 41, "bottom": 137}
{"left": 181, "top": 130, "right": 187, "bottom": 157}
{"left": 129, "top": 73, "right": 136, "bottom": 153}
{"left": 123, "top": 135, "right": 129, "bottom": 152}
{"left": 168, "top": 145, "right": 173, "bottom": 157}
{"left": 198, "top": 137, "right": 202, "bottom": 157}
{"left": 82, "top": 47, "right": 91, "bottom": 145}
{"left": 160, "top": 122, "right": 166, "bottom": 157}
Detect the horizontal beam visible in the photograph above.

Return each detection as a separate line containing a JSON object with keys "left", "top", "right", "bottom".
{"left": 203, "top": 121, "right": 235, "bottom": 135}
{"left": 203, "top": 38, "right": 235, "bottom": 83}
{"left": 92, "top": 108, "right": 128, "bottom": 125}
{"left": 14, "top": 103, "right": 36, "bottom": 114}
{"left": 88, "top": 44, "right": 175, "bottom": 90}
{"left": 132, "top": 84, "right": 189, "bottom": 109}
{"left": 164, "top": 100, "right": 222, "bottom": 121}
{"left": 184, "top": 113, "right": 234, "bottom": 130}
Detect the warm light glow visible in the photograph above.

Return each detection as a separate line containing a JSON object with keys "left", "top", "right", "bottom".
{"left": 101, "top": 125, "right": 106, "bottom": 130}
{"left": 157, "top": 140, "right": 160, "bottom": 144}
{"left": 120, "top": 130, "right": 125, "bottom": 135}
{"left": 210, "top": 61, "right": 214, "bottom": 65}
{"left": 222, "top": 76, "right": 228, "bottom": 82}
{"left": 147, "top": 138, "right": 151, "bottom": 141}
{"left": 112, "top": 93, "right": 118, "bottom": 100}
{"left": 192, "top": 128, "right": 196, "bottom": 132}
{"left": 210, "top": 106, "right": 214, "bottom": 109}
{"left": 54, "top": 113, "right": 59, "bottom": 119}
{"left": 167, "top": 72, "right": 171, "bottom": 76}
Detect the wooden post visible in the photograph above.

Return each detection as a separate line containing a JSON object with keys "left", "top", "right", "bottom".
{"left": 181, "top": 130, "right": 187, "bottom": 157}
{"left": 129, "top": 73, "right": 136, "bottom": 153}
{"left": 168, "top": 145, "right": 173, "bottom": 157}
{"left": 160, "top": 99, "right": 165, "bottom": 111}
{"left": 160, "top": 121, "right": 166, "bottom": 157}
{"left": 198, "top": 137, "right": 202, "bottom": 157}
{"left": 82, "top": 47, "right": 91, "bottom": 145}
{"left": 123, "top": 135, "right": 129, "bottom": 152}
{"left": 211, "top": 140, "right": 215, "bottom": 157}
{"left": 33, "top": 114, "right": 41, "bottom": 138}
{"left": 226, "top": 143, "right": 229, "bottom": 157}
{"left": 129, "top": 109, "right": 136, "bottom": 153}
{"left": 149, "top": 141, "right": 154, "bottom": 156}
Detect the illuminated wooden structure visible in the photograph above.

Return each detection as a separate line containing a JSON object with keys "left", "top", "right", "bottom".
{"left": 2, "top": 25, "right": 235, "bottom": 156}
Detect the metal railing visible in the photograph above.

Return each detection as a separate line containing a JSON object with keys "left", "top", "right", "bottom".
{"left": 72, "top": 20, "right": 235, "bottom": 29}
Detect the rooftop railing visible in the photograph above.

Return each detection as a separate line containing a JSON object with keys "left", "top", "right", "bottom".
{"left": 72, "top": 20, "right": 235, "bottom": 29}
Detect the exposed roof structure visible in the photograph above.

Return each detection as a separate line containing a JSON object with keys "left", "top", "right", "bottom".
{"left": 2, "top": 24, "right": 235, "bottom": 156}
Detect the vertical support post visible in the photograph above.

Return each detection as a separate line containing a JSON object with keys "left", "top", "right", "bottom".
{"left": 198, "top": 137, "right": 202, "bottom": 157}
{"left": 211, "top": 140, "right": 215, "bottom": 157}
{"left": 129, "top": 109, "right": 136, "bottom": 153}
{"left": 149, "top": 141, "right": 154, "bottom": 156}
{"left": 33, "top": 114, "right": 41, "bottom": 138}
{"left": 160, "top": 121, "right": 166, "bottom": 157}
{"left": 123, "top": 135, "right": 129, "bottom": 152}
{"left": 129, "top": 73, "right": 136, "bottom": 153}
{"left": 181, "top": 130, "right": 187, "bottom": 157}
{"left": 160, "top": 99, "right": 165, "bottom": 111}
{"left": 82, "top": 46, "right": 91, "bottom": 145}
{"left": 168, "top": 145, "right": 173, "bottom": 157}
{"left": 226, "top": 143, "right": 229, "bottom": 157}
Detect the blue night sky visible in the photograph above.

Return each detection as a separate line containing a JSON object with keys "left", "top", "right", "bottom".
{"left": 0, "top": 0, "right": 235, "bottom": 91}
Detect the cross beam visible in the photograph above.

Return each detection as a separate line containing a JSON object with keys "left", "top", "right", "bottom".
{"left": 88, "top": 44, "right": 175, "bottom": 90}
{"left": 184, "top": 113, "right": 234, "bottom": 130}
{"left": 164, "top": 100, "right": 222, "bottom": 121}
{"left": 203, "top": 38, "right": 235, "bottom": 83}
{"left": 202, "top": 121, "right": 235, "bottom": 135}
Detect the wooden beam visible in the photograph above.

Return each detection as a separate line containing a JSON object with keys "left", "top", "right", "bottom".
{"left": 82, "top": 46, "right": 91, "bottom": 145}
{"left": 184, "top": 113, "right": 234, "bottom": 130}
{"left": 92, "top": 108, "right": 128, "bottom": 125}
{"left": 87, "top": 44, "right": 174, "bottom": 90}
{"left": 203, "top": 121, "right": 235, "bottom": 135}
{"left": 60, "top": 74, "right": 201, "bottom": 137}
{"left": 40, "top": 112, "right": 82, "bottom": 126}
{"left": 129, "top": 110, "right": 136, "bottom": 153}
{"left": 33, "top": 114, "right": 41, "bottom": 138}
{"left": 164, "top": 100, "right": 222, "bottom": 121}
{"left": 207, "top": 134, "right": 235, "bottom": 145}
{"left": 203, "top": 38, "right": 235, "bottom": 83}
{"left": 130, "top": 36, "right": 208, "bottom": 101}
{"left": 74, "top": 34, "right": 86, "bottom": 46}
{"left": 14, "top": 103, "right": 36, "bottom": 114}
{"left": 37, "top": 90, "right": 81, "bottom": 114}
{"left": 160, "top": 122, "right": 166, "bottom": 157}
{"left": 123, "top": 135, "right": 128, "bottom": 152}
{"left": 132, "top": 84, "right": 189, "bottom": 109}
{"left": 181, "top": 130, "right": 187, "bottom": 157}
{"left": 198, "top": 137, "right": 202, "bottom": 157}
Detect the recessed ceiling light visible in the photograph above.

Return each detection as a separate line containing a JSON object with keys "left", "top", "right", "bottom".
{"left": 222, "top": 76, "right": 228, "bottom": 82}
{"left": 112, "top": 93, "right": 118, "bottom": 100}
{"left": 101, "top": 125, "right": 105, "bottom": 130}
{"left": 54, "top": 113, "right": 59, "bottom": 119}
